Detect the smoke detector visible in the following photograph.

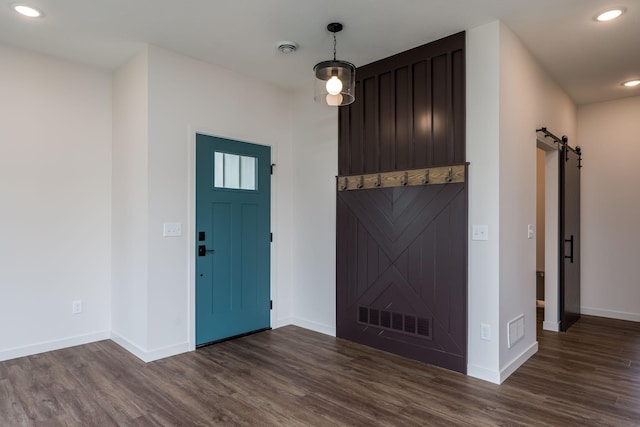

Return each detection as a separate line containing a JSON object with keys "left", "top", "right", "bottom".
{"left": 277, "top": 41, "right": 298, "bottom": 54}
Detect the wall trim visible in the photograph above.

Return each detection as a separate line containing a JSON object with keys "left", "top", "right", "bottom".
{"left": 291, "top": 317, "right": 336, "bottom": 337}
{"left": 110, "top": 331, "right": 190, "bottom": 363}
{"left": 467, "top": 364, "right": 501, "bottom": 384}
{"left": 110, "top": 331, "right": 148, "bottom": 361}
{"left": 144, "top": 341, "right": 190, "bottom": 362}
{"left": 0, "top": 330, "right": 110, "bottom": 362}
{"left": 581, "top": 307, "right": 640, "bottom": 323}
{"left": 272, "top": 317, "right": 294, "bottom": 329}
{"left": 468, "top": 341, "right": 538, "bottom": 384}
{"left": 499, "top": 341, "right": 538, "bottom": 384}
{"left": 543, "top": 320, "right": 560, "bottom": 331}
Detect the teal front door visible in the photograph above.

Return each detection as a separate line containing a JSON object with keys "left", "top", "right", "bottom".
{"left": 196, "top": 134, "right": 271, "bottom": 346}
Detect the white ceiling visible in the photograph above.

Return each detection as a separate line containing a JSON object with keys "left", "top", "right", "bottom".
{"left": 1, "top": 0, "right": 638, "bottom": 105}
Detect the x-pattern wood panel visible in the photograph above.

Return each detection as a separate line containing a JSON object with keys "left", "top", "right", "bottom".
{"left": 337, "top": 183, "right": 467, "bottom": 373}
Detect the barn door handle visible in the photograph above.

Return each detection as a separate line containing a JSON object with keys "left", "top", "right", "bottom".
{"left": 198, "top": 245, "right": 215, "bottom": 256}
{"left": 564, "top": 235, "right": 574, "bottom": 263}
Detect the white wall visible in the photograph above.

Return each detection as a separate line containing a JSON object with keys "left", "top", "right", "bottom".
{"left": 498, "top": 21, "right": 576, "bottom": 380}
{"left": 111, "top": 48, "right": 150, "bottom": 351}
{"left": 0, "top": 44, "right": 112, "bottom": 361}
{"left": 110, "top": 45, "right": 296, "bottom": 360}
{"left": 578, "top": 96, "right": 640, "bottom": 322}
{"left": 147, "top": 45, "right": 295, "bottom": 352}
{"left": 466, "top": 22, "right": 576, "bottom": 383}
{"left": 290, "top": 87, "right": 338, "bottom": 335}
{"left": 466, "top": 21, "right": 502, "bottom": 380}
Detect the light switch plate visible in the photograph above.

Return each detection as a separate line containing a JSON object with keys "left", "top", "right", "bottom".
{"left": 527, "top": 224, "right": 534, "bottom": 239}
{"left": 472, "top": 224, "right": 489, "bottom": 241}
{"left": 481, "top": 323, "right": 491, "bottom": 340}
{"left": 163, "top": 222, "right": 182, "bottom": 237}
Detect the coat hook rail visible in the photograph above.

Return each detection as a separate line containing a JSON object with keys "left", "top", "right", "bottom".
{"left": 337, "top": 164, "right": 466, "bottom": 191}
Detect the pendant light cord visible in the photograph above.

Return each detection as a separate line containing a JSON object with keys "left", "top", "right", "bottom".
{"left": 333, "top": 32, "right": 337, "bottom": 61}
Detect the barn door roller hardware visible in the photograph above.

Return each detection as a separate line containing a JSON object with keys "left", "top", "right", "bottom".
{"left": 537, "top": 127, "right": 582, "bottom": 168}
{"left": 537, "top": 127, "right": 564, "bottom": 145}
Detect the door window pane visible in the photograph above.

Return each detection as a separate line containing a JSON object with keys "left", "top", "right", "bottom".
{"left": 214, "top": 152, "right": 257, "bottom": 191}
{"left": 214, "top": 152, "right": 224, "bottom": 188}
{"left": 223, "top": 154, "right": 240, "bottom": 189}
{"left": 240, "top": 156, "right": 256, "bottom": 190}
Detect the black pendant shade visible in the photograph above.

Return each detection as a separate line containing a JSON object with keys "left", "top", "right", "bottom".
{"left": 313, "top": 23, "right": 355, "bottom": 106}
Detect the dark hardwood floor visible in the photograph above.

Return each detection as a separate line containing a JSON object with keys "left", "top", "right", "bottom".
{"left": 1, "top": 312, "right": 639, "bottom": 426}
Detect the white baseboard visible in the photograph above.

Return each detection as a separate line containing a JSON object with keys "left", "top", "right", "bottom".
{"left": 0, "top": 330, "right": 110, "bottom": 362}
{"left": 110, "top": 331, "right": 190, "bottom": 363}
{"left": 499, "top": 341, "right": 538, "bottom": 383}
{"left": 109, "top": 331, "right": 148, "bottom": 361}
{"left": 467, "top": 364, "right": 501, "bottom": 384}
{"left": 272, "top": 316, "right": 294, "bottom": 329}
{"left": 581, "top": 307, "right": 640, "bottom": 323}
{"left": 290, "top": 317, "right": 336, "bottom": 337}
{"left": 467, "top": 341, "right": 538, "bottom": 385}
{"left": 543, "top": 320, "right": 560, "bottom": 331}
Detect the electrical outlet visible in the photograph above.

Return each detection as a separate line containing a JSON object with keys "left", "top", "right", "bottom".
{"left": 481, "top": 323, "right": 491, "bottom": 340}
{"left": 72, "top": 300, "right": 82, "bottom": 314}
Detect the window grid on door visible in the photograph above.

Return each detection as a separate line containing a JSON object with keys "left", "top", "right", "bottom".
{"left": 214, "top": 152, "right": 257, "bottom": 190}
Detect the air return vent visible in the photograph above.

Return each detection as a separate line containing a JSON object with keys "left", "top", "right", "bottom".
{"left": 358, "top": 306, "right": 432, "bottom": 339}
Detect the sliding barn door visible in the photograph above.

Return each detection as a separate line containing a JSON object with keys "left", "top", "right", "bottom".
{"left": 560, "top": 144, "right": 581, "bottom": 331}
{"left": 337, "top": 177, "right": 467, "bottom": 373}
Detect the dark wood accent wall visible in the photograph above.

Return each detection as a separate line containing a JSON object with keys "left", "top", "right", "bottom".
{"left": 336, "top": 32, "right": 467, "bottom": 374}
{"left": 338, "top": 31, "right": 465, "bottom": 175}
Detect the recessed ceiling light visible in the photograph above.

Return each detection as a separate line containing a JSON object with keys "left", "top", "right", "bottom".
{"left": 595, "top": 8, "right": 625, "bottom": 22}
{"left": 623, "top": 80, "right": 640, "bottom": 87}
{"left": 12, "top": 4, "right": 43, "bottom": 18}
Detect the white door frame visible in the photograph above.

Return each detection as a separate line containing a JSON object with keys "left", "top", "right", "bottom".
{"left": 537, "top": 135, "right": 560, "bottom": 331}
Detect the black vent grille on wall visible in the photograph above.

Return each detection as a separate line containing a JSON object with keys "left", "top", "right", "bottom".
{"left": 358, "top": 306, "right": 432, "bottom": 339}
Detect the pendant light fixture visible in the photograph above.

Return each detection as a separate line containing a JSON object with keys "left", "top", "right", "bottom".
{"left": 314, "top": 23, "right": 355, "bottom": 106}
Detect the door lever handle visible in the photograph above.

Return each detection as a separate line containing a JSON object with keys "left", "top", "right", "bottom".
{"left": 198, "top": 245, "right": 215, "bottom": 256}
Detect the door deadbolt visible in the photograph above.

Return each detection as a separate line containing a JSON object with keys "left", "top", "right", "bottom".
{"left": 198, "top": 245, "right": 215, "bottom": 256}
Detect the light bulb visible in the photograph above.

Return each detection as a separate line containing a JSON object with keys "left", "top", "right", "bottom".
{"left": 326, "top": 93, "right": 343, "bottom": 106}
{"left": 326, "top": 76, "right": 343, "bottom": 96}
{"left": 623, "top": 80, "right": 640, "bottom": 87}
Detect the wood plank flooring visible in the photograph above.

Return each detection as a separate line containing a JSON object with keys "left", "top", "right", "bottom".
{"left": 0, "top": 313, "right": 638, "bottom": 426}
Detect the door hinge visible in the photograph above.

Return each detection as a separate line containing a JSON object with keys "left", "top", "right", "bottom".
{"left": 270, "top": 163, "right": 275, "bottom": 175}
{"left": 270, "top": 232, "right": 273, "bottom": 242}
{"left": 270, "top": 300, "right": 273, "bottom": 310}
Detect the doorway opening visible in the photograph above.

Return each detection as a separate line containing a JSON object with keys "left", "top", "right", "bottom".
{"left": 536, "top": 132, "right": 560, "bottom": 332}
